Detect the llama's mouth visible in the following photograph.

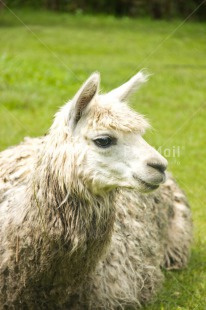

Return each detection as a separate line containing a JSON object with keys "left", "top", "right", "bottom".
{"left": 140, "top": 179, "right": 159, "bottom": 191}
{"left": 133, "top": 174, "right": 159, "bottom": 192}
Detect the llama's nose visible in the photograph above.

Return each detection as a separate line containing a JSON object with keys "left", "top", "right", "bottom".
{"left": 147, "top": 160, "right": 167, "bottom": 174}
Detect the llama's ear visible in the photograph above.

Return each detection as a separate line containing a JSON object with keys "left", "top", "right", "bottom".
{"left": 70, "top": 72, "right": 100, "bottom": 126}
{"left": 108, "top": 70, "right": 149, "bottom": 101}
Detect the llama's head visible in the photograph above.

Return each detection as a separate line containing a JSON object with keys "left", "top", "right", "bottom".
{"left": 51, "top": 71, "right": 167, "bottom": 195}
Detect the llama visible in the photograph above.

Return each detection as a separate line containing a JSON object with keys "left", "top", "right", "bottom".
{"left": 0, "top": 71, "right": 192, "bottom": 309}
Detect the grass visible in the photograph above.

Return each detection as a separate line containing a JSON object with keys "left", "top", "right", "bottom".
{"left": 0, "top": 8, "right": 206, "bottom": 310}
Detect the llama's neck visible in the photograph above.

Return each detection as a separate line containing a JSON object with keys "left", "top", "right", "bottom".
{"left": 35, "top": 171, "right": 116, "bottom": 252}
{"left": 29, "top": 139, "right": 116, "bottom": 280}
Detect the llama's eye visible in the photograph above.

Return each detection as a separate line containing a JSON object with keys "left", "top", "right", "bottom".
{"left": 93, "top": 136, "right": 116, "bottom": 148}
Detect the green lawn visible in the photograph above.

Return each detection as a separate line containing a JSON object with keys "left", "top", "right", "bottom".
{"left": 0, "top": 8, "right": 206, "bottom": 310}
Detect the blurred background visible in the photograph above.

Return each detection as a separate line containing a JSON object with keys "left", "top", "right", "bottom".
{"left": 1, "top": 0, "right": 206, "bottom": 20}
{"left": 0, "top": 1, "right": 206, "bottom": 309}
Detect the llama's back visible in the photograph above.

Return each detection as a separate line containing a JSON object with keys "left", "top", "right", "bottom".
{"left": 0, "top": 137, "right": 43, "bottom": 232}
{"left": 0, "top": 137, "right": 44, "bottom": 202}
{"left": 0, "top": 137, "right": 43, "bottom": 307}
{"left": 0, "top": 137, "right": 43, "bottom": 186}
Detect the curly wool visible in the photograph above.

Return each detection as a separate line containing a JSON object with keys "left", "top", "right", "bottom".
{"left": 68, "top": 180, "right": 192, "bottom": 309}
